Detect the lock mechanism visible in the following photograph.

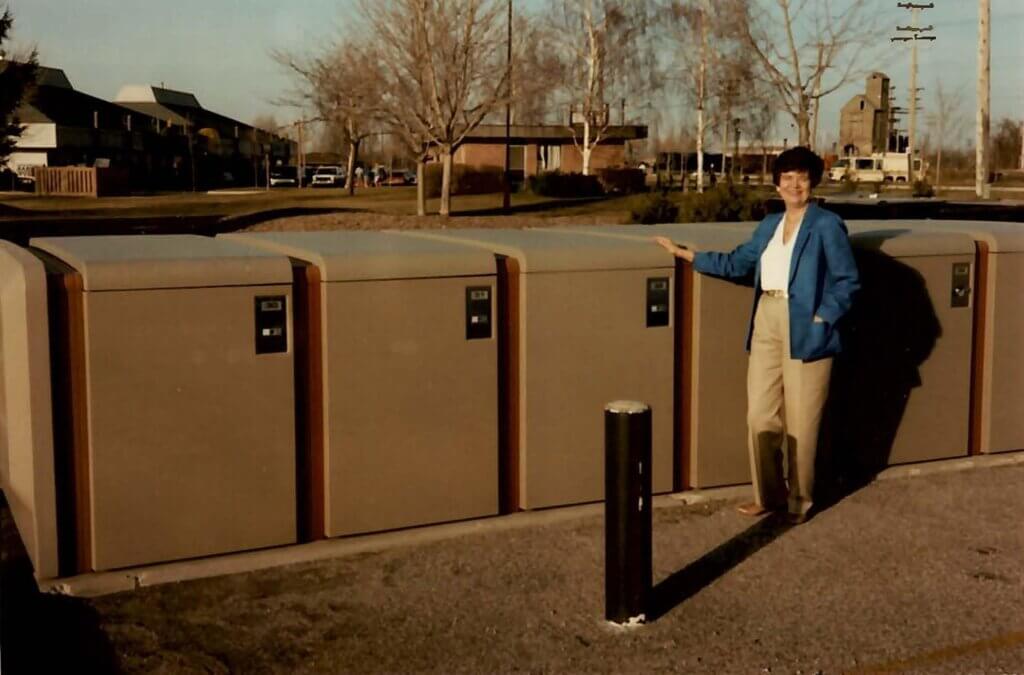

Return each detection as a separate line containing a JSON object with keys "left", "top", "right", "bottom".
{"left": 646, "top": 277, "right": 670, "bottom": 327}
{"left": 465, "top": 286, "right": 492, "bottom": 340}
{"left": 951, "top": 262, "right": 971, "bottom": 308}
{"left": 255, "top": 295, "right": 288, "bottom": 353}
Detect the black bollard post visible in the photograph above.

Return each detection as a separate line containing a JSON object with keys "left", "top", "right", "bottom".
{"left": 604, "top": 400, "right": 652, "bottom": 625}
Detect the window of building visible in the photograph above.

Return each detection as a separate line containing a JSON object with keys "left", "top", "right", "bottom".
{"left": 538, "top": 144, "right": 560, "bottom": 171}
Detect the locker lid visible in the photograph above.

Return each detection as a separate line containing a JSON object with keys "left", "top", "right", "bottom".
{"left": 845, "top": 222, "right": 978, "bottom": 256}
{"left": 29, "top": 235, "right": 293, "bottom": 291}
{"left": 219, "top": 231, "right": 495, "bottom": 281}
{"left": 866, "top": 220, "right": 1024, "bottom": 253}
{"left": 396, "top": 227, "right": 673, "bottom": 273}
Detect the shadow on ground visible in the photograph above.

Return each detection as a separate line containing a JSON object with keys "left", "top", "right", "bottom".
{"left": 649, "top": 513, "right": 793, "bottom": 621}
{"left": 0, "top": 493, "right": 121, "bottom": 674}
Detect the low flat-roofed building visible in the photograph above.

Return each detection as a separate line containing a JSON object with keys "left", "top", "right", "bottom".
{"left": 454, "top": 124, "right": 648, "bottom": 179}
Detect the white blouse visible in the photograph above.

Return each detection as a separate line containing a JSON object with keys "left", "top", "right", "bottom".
{"left": 760, "top": 213, "right": 804, "bottom": 294}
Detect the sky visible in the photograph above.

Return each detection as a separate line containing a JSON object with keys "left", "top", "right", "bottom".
{"left": 6, "top": 0, "right": 1023, "bottom": 150}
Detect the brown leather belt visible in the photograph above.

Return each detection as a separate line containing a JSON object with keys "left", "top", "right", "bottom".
{"left": 762, "top": 289, "right": 788, "bottom": 299}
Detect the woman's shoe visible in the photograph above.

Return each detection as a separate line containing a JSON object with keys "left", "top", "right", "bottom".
{"left": 736, "top": 502, "right": 772, "bottom": 517}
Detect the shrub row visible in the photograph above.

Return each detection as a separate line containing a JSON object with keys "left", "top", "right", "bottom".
{"left": 629, "top": 183, "right": 769, "bottom": 224}
{"left": 527, "top": 171, "right": 604, "bottom": 198}
{"left": 422, "top": 163, "right": 505, "bottom": 198}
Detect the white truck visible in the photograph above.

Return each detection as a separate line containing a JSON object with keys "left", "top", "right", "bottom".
{"left": 829, "top": 153, "right": 925, "bottom": 183}
{"left": 311, "top": 165, "right": 345, "bottom": 187}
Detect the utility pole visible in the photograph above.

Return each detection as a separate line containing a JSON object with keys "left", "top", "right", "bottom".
{"left": 297, "top": 120, "right": 305, "bottom": 189}
{"left": 502, "top": 0, "right": 512, "bottom": 211}
{"left": 810, "top": 42, "right": 824, "bottom": 152}
{"left": 695, "top": 0, "right": 708, "bottom": 194}
{"left": 892, "top": 2, "right": 935, "bottom": 181}
{"left": 977, "top": 0, "right": 991, "bottom": 197}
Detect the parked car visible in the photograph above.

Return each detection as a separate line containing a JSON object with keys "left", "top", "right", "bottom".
{"left": 312, "top": 165, "right": 345, "bottom": 187}
{"left": 270, "top": 166, "right": 298, "bottom": 188}
{"left": 377, "top": 168, "right": 417, "bottom": 186}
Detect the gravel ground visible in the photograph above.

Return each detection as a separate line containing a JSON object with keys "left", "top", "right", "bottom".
{"left": 2, "top": 461, "right": 1023, "bottom": 674}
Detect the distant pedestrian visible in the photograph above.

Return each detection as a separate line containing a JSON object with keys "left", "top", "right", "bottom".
{"left": 373, "top": 168, "right": 383, "bottom": 188}
{"left": 354, "top": 165, "right": 364, "bottom": 188}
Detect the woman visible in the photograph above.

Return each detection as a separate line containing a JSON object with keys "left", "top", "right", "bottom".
{"left": 656, "top": 146, "right": 860, "bottom": 524}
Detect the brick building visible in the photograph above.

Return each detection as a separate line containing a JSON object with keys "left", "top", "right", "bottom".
{"left": 453, "top": 124, "right": 647, "bottom": 179}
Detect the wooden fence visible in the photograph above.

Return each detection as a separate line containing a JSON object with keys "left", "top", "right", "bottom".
{"left": 30, "top": 167, "right": 130, "bottom": 197}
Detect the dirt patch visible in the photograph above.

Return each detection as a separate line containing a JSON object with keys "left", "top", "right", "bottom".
{"left": 243, "top": 210, "right": 634, "bottom": 233}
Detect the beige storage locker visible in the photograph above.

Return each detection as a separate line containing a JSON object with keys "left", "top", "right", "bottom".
{"left": 221, "top": 231, "right": 499, "bottom": 537}
{"left": 398, "top": 228, "right": 675, "bottom": 510}
{"left": 30, "top": 235, "right": 297, "bottom": 573}
{"left": 552, "top": 223, "right": 758, "bottom": 489}
{"left": 840, "top": 224, "right": 977, "bottom": 468}
{"left": 863, "top": 220, "right": 1024, "bottom": 456}
{"left": 0, "top": 241, "right": 60, "bottom": 580}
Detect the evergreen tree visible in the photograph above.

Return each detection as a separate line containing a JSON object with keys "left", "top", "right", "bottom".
{"left": 0, "top": 7, "right": 38, "bottom": 165}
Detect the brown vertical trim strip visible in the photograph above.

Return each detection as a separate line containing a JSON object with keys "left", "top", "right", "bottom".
{"left": 968, "top": 241, "right": 989, "bottom": 456}
{"left": 292, "top": 261, "right": 325, "bottom": 540}
{"left": 64, "top": 272, "right": 91, "bottom": 573}
{"left": 37, "top": 250, "right": 91, "bottom": 575}
{"left": 40, "top": 253, "right": 78, "bottom": 576}
{"left": 496, "top": 255, "right": 521, "bottom": 513}
{"left": 678, "top": 260, "right": 695, "bottom": 490}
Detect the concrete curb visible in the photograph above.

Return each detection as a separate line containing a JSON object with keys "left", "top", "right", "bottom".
{"left": 40, "top": 451, "right": 1024, "bottom": 598}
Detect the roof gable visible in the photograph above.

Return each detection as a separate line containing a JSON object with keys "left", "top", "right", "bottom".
{"left": 115, "top": 85, "right": 201, "bottom": 109}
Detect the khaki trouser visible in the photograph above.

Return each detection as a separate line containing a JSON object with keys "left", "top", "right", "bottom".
{"left": 747, "top": 295, "right": 832, "bottom": 515}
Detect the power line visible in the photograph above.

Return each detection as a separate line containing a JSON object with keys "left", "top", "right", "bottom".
{"left": 891, "top": 2, "right": 936, "bottom": 166}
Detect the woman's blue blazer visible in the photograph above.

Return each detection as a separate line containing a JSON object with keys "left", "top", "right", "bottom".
{"left": 692, "top": 203, "right": 860, "bottom": 362}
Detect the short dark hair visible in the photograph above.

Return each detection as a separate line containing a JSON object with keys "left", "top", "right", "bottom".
{"left": 772, "top": 146, "right": 825, "bottom": 187}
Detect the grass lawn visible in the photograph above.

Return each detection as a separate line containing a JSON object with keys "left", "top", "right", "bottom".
{"left": 0, "top": 186, "right": 637, "bottom": 220}
{"left": 2, "top": 182, "right": 1018, "bottom": 225}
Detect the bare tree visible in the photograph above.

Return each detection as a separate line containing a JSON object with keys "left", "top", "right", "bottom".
{"left": 250, "top": 114, "right": 280, "bottom": 134}
{"left": 991, "top": 117, "right": 1022, "bottom": 171}
{"left": 506, "top": 11, "right": 563, "bottom": 125}
{"left": 662, "top": 0, "right": 769, "bottom": 189}
{"left": 361, "top": 0, "right": 510, "bottom": 216}
{"left": 731, "top": 0, "right": 876, "bottom": 147}
{"left": 927, "top": 81, "right": 966, "bottom": 190}
{"left": 273, "top": 41, "right": 384, "bottom": 195}
{"left": 0, "top": 8, "right": 37, "bottom": 166}
{"left": 661, "top": 0, "right": 711, "bottom": 191}
{"left": 745, "top": 91, "right": 776, "bottom": 184}
{"left": 546, "top": 0, "right": 657, "bottom": 176}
